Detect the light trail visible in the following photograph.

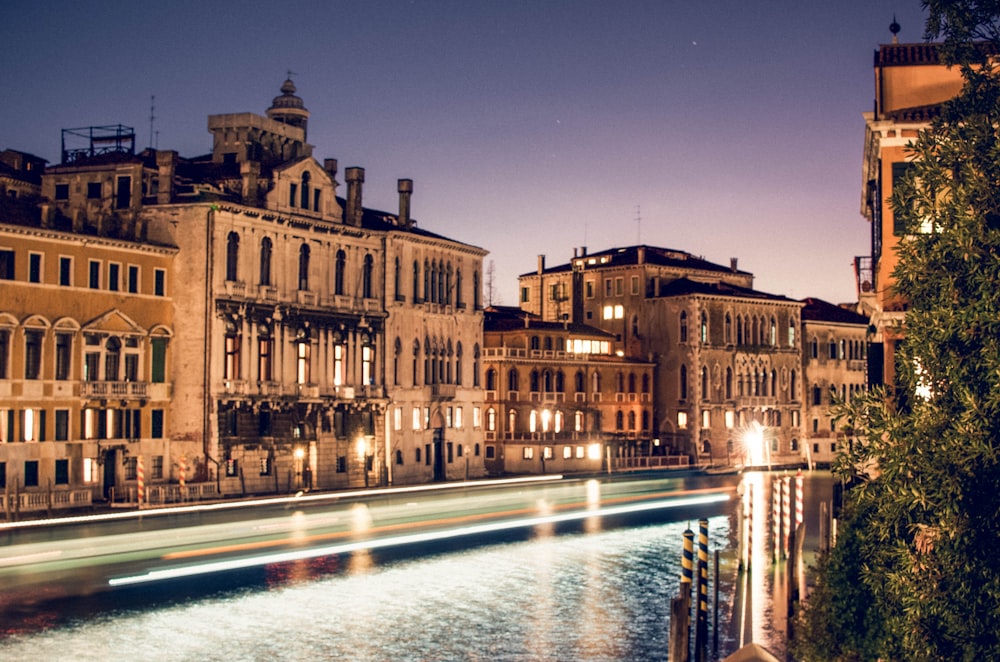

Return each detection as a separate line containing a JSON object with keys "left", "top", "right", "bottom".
{"left": 109, "top": 491, "right": 730, "bottom": 587}
{"left": 0, "top": 474, "right": 564, "bottom": 531}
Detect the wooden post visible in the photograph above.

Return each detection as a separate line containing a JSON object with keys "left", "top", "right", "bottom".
{"left": 669, "top": 591, "right": 691, "bottom": 662}
{"left": 713, "top": 549, "right": 720, "bottom": 655}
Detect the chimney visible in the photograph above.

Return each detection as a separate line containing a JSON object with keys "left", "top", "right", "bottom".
{"left": 156, "top": 150, "right": 177, "bottom": 205}
{"left": 323, "top": 158, "right": 338, "bottom": 180}
{"left": 398, "top": 178, "right": 413, "bottom": 228}
{"left": 581, "top": 246, "right": 587, "bottom": 257}
{"left": 573, "top": 247, "right": 578, "bottom": 258}
{"left": 345, "top": 167, "right": 364, "bottom": 227}
{"left": 730, "top": 257, "right": 738, "bottom": 272}
{"left": 638, "top": 246, "right": 646, "bottom": 263}
{"left": 537, "top": 254, "right": 546, "bottom": 275}
{"left": 241, "top": 160, "right": 260, "bottom": 206}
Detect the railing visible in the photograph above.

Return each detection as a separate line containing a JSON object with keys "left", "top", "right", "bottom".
{"left": 224, "top": 280, "right": 246, "bottom": 298}
{"left": 117, "top": 482, "right": 221, "bottom": 506}
{"left": 1, "top": 488, "right": 93, "bottom": 514}
{"left": 612, "top": 455, "right": 690, "bottom": 471}
{"left": 258, "top": 285, "right": 279, "bottom": 302}
{"left": 431, "top": 383, "right": 457, "bottom": 399}
{"left": 80, "top": 381, "right": 149, "bottom": 398}
{"left": 297, "top": 290, "right": 317, "bottom": 306}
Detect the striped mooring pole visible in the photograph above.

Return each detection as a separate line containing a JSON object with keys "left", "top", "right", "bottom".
{"left": 795, "top": 469, "right": 804, "bottom": 529}
{"left": 179, "top": 455, "right": 186, "bottom": 490}
{"left": 682, "top": 527, "right": 695, "bottom": 587}
{"left": 782, "top": 475, "right": 791, "bottom": 559}
{"left": 137, "top": 455, "right": 145, "bottom": 508}
{"left": 772, "top": 477, "right": 781, "bottom": 564}
{"left": 697, "top": 518, "right": 710, "bottom": 656}
{"left": 745, "top": 484, "right": 753, "bottom": 572}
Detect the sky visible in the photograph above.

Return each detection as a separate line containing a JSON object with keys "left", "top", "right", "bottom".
{"left": 0, "top": 1, "right": 930, "bottom": 306}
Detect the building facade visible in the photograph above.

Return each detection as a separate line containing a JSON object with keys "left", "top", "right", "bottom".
{"left": 482, "top": 306, "right": 658, "bottom": 475}
{"left": 800, "top": 298, "right": 870, "bottom": 467}
{"left": 860, "top": 36, "right": 964, "bottom": 389}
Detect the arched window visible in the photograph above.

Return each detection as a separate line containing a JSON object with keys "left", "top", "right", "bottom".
{"left": 455, "top": 342, "right": 463, "bottom": 386}
{"left": 770, "top": 317, "right": 777, "bottom": 346}
{"left": 555, "top": 370, "right": 565, "bottom": 392}
{"left": 300, "top": 171, "right": 311, "bottom": 209}
{"left": 486, "top": 368, "right": 497, "bottom": 391}
{"left": 771, "top": 369, "right": 777, "bottom": 397}
{"left": 530, "top": 336, "right": 540, "bottom": 350}
{"left": 641, "top": 373, "right": 650, "bottom": 393}
{"left": 413, "top": 260, "right": 421, "bottom": 302}
{"left": 736, "top": 316, "right": 743, "bottom": 345}
{"left": 790, "top": 369, "right": 797, "bottom": 399}
{"left": 486, "top": 407, "right": 496, "bottom": 431}
{"left": 575, "top": 370, "right": 586, "bottom": 393}
{"left": 788, "top": 317, "right": 797, "bottom": 347}
{"left": 105, "top": 337, "right": 121, "bottom": 381}
{"left": 362, "top": 254, "right": 374, "bottom": 298}
{"left": 530, "top": 370, "right": 540, "bottom": 392}
{"left": 616, "top": 371, "right": 625, "bottom": 393}
{"left": 725, "top": 367, "right": 733, "bottom": 399}
{"left": 393, "top": 337, "right": 402, "bottom": 386}
{"left": 725, "top": 313, "right": 732, "bottom": 344}
{"left": 226, "top": 232, "right": 239, "bottom": 281}
{"left": 680, "top": 365, "right": 688, "bottom": 400}
{"left": 591, "top": 371, "right": 601, "bottom": 393}
{"left": 394, "top": 257, "right": 402, "bottom": 301}
{"left": 701, "top": 366, "right": 709, "bottom": 399}
{"left": 508, "top": 369, "right": 519, "bottom": 392}
{"left": 412, "top": 339, "right": 421, "bottom": 387}
{"left": 259, "top": 237, "right": 272, "bottom": 286}
{"left": 700, "top": 311, "right": 708, "bottom": 343}
{"left": 615, "top": 410, "right": 624, "bottom": 431}
{"left": 508, "top": 409, "right": 517, "bottom": 436}
{"left": 679, "top": 311, "right": 688, "bottom": 342}
{"left": 628, "top": 411, "right": 636, "bottom": 430}
{"left": 473, "top": 271, "right": 481, "bottom": 309}
{"left": 628, "top": 372, "right": 636, "bottom": 393}
{"left": 334, "top": 250, "right": 346, "bottom": 295}
{"left": 298, "top": 244, "right": 310, "bottom": 290}
{"left": 473, "top": 344, "right": 481, "bottom": 387}
{"left": 455, "top": 269, "right": 463, "bottom": 307}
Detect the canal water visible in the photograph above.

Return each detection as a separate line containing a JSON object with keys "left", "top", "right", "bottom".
{"left": 0, "top": 471, "right": 833, "bottom": 661}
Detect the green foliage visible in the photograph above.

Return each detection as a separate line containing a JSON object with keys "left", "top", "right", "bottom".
{"left": 802, "top": 2, "right": 1000, "bottom": 659}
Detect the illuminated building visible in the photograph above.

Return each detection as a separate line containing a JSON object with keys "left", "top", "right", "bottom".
{"left": 482, "top": 305, "right": 658, "bottom": 474}
{"left": 859, "top": 25, "right": 964, "bottom": 389}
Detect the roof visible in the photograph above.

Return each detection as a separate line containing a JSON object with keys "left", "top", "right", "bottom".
{"left": 656, "top": 277, "right": 798, "bottom": 303}
{"left": 875, "top": 43, "right": 943, "bottom": 67}
{"left": 800, "top": 297, "right": 869, "bottom": 325}
{"left": 520, "top": 244, "right": 747, "bottom": 278}
{"left": 883, "top": 102, "right": 943, "bottom": 123}
{"left": 484, "top": 306, "right": 616, "bottom": 338}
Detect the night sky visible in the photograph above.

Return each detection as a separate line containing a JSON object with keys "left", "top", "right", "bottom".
{"left": 1, "top": 1, "right": 928, "bottom": 306}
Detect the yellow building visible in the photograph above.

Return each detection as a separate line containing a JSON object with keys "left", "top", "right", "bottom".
{"left": 860, "top": 36, "right": 963, "bottom": 389}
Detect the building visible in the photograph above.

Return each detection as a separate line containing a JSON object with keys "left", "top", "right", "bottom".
{"left": 0, "top": 144, "right": 177, "bottom": 513}
{"left": 482, "top": 306, "right": 660, "bottom": 475}
{"left": 860, "top": 28, "right": 964, "bottom": 389}
{"left": 3, "top": 78, "right": 486, "bottom": 511}
{"left": 799, "top": 298, "right": 870, "bottom": 467}
{"left": 518, "top": 245, "right": 805, "bottom": 467}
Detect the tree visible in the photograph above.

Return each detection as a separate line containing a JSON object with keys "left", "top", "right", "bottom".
{"left": 803, "top": 2, "right": 1000, "bottom": 659}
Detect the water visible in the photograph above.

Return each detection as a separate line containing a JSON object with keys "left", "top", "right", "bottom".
{"left": 0, "top": 517, "right": 737, "bottom": 661}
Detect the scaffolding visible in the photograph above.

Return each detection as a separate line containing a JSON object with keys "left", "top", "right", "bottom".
{"left": 61, "top": 124, "right": 135, "bottom": 164}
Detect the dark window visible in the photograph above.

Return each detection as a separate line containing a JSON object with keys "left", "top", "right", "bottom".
{"left": 55, "top": 409, "right": 69, "bottom": 440}
{"left": 362, "top": 254, "right": 373, "bottom": 298}
{"left": 115, "top": 175, "right": 131, "bottom": 209}
{"left": 336, "top": 456, "right": 346, "bottom": 473}
{"left": 87, "top": 182, "right": 102, "bottom": 199}
{"left": 59, "top": 257, "right": 72, "bottom": 286}
{"left": 108, "top": 263, "right": 120, "bottom": 292}
{"left": 150, "top": 338, "right": 167, "bottom": 383}
{"left": 298, "top": 244, "right": 310, "bottom": 290}
{"left": 89, "top": 260, "right": 100, "bottom": 288}
{"left": 334, "top": 250, "right": 346, "bottom": 295}
{"left": 0, "top": 250, "right": 14, "bottom": 279}
{"left": 54, "top": 183, "right": 69, "bottom": 200}
{"left": 55, "top": 459, "right": 69, "bottom": 485}
{"left": 28, "top": 253, "right": 41, "bottom": 283}
{"left": 892, "top": 161, "right": 916, "bottom": 235}
{"left": 0, "top": 462, "right": 5, "bottom": 489}
{"left": 24, "top": 330, "right": 43, "bottom": 379}
{"left": 55, "top": 334, "right": 72, "bottom": 380}
{"left": 154, "top": 269, "right": 165, "bottom": 296}
{"left": 226, "top": 232, "right": 240, "bottom": 281}
{"left": 151, "top": 409, "right": 164, "bottom": 438}
{"left": 259, "top": 238, "right": 272, "bottom": 286}
{"left": 127, "top": 265, "right": 139, "bottom": 293}
{"left": 24, "top": 460, "right": 39, "bottom": 487}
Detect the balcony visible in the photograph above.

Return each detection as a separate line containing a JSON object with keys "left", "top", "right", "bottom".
{"left": 431, "top": 383, "right": 457, "bottom": 400}
{"left": 81, "top": 381, "right": 150, "bottom": 399}
{"left": 297, "top": 290, "right": 317, "bottom": 306}
{"left": 258, "top": 285, "right": 278, "bottom": 303}
{"left": 224, "top": 280, "right": 246, "bottom": 298}
{"left": 297, "top": 384, "right": 320, "bottom": 399}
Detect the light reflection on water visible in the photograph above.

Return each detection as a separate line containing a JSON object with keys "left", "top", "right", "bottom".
{"left": 0, "top": 519, "right": 737, "bottom": 662}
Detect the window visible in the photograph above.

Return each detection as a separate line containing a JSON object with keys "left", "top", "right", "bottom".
{"left": 154, "top": 269, "right": 166, "bottom": 296}
{"left": 224, "top": 331, "right": 241, "bottom": 380}
{"left": 87, "top": 181, "right": 102, "bottom": 199}
{"left": 259, "top": 238, "right": 272, "bottom": 286}
{"left": 24, "top": 460, "right": 39, "bottom": 487}
{"left": 362, "top": 254, "right": 374, "bottom": 298}
{"left": 55, "top": 409, "right": 69, "bottom": 440}
{"left": 289, "top": 182, "right": 298, "bottom": 207}
{"left": 24, "top": 330, "right": 43, "bottom": 379}
{"left": 700, "top": 312, "right": 708, "bottom": 343}
{"left": 523, "top": 447, "right": 534, "bottom": 460}
{"left": 151, "top": 338, "right": 167, "bottom": 383}
{"left": 127, "top": 265, "right": 139, "bottom": 293}
{"left": 521, "top": 287, "right": 529, "bottom": 303}
{"left": 615, "top": 277, "right": 623, "bottom": 296}
{"left": 59, "top": 257, "right": 72, "bottom": 286}
{"left": 108, "top": 263, "right": 120, "bottom": 292}
{"left": 298, "top": 244, "right": 310, "bottom": 290}
{"left": 89, "top": 260, "right": 101, "bottom": 288}
{"left": 226, "top": 232, "right": 240, "bottom": 281}
{"left": 0, "top": 249, "right": 13, "bottom": 280}
{"left": 585, "top": 280, "right": 594, "bottom": 298}
{"left": 362, "top": 344, "right": 374, "bottom": 385}
{"left": 151, "top": 456, "right": 163, "bottom": 479}
{"left": 115, "top": 175, "right": 131, "bottom": 209}
{"left": 335, "top": 250, "right": 346, "bottom": 295}
{"left": 258, "top": 334, "right": 273, "bottom": 382}
{"left": 55, "top": 333, "right": 72, "bottom": 380}
{"left": 296, "top": 339, "right": 311, "bottom": 385}
{"left": 28, "top": 253, "right": 41, "bottom": 283}
{"left": 631, "top": 275, "right": 639, "bottom": 295}
{"left": 680, "top": 312, "right": 688, "bottom": 342}
{"left": 55, "top": 459, "right": 69, "bottom": 485}
{"left": 679, "top": 365, "right": 688, "bottom": 400}
{"left": 54, "top": 183, "right": 69, "bottom": 200}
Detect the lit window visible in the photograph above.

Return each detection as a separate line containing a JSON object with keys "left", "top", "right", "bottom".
{"left": 523, "top": 447, "right": 534, "bottom": 460}
{"left": 412, "top": 407, "right": 421, "bottom": 431}
{"left": 603, "top": 305, "right": 613, "bottom": 320}
{"left": 455, "top": 406, "right": 463, "bottom": 429}
{"left": 563, "top": 446, "right": 572, "bottom": 459}
{"left": 576, "top": 446, "right": 585, "bottom": 459}
{"left": 614, "top": 305, "right": 624, "bottom": 319}
{"left": 394, "top": 406, "right": 402, "bottom": 431}
{"left": 725, "top": 410, "right": 735, "bottom": 429}
{"left": 678, "top": 411, "right": 688, "bottom": 429}
{"left": 702, "top": 410, "right": 710, "bottom": 428}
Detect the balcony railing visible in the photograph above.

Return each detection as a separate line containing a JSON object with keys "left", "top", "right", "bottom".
{"left": 431, "top": 383, "right": 457, "bottom": 399}
{"left": 81, "top": 381, "right": 149, "bottom": 399}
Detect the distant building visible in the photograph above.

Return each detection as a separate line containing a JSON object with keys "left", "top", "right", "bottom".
{"left": 482, "top": 306, "right": 661, "bottom": 475}
{"left": 800, "top": 298, "right": 870, "bottom": 466}
{"left": 518, "top": 245, "right": 805, "bottom": 467}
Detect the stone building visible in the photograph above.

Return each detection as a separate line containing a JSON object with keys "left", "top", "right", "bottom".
{"left": 518, "top": 245, "right": 805, "bottom": 467}
{"left": 0, "top": 142, "right": 176, "bottom": 512}
{"left": 799, "top": 298, "right": 869, "bottom": 467}
{"left": 3, "top": 78, "right": 486, "bottom": 507}
{"left": 482, "top": 306, "right": 659, "bottom": 475}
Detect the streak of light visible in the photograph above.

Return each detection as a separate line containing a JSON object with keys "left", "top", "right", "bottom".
{"left": 0, "top": 474, "right": 565, "bottom": 531}
{"left": 0, "top": 550, "right": 63, "bottom": 566}
{"left": 108, "top": 491, "right": 730, "bottom": 587}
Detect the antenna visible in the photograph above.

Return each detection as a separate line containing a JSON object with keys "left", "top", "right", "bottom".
{"left": 634, "top": 205, "right": 642, "bottom": 244}
{"left": 148, "top": 95, "right": 156, "bottom": 149}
